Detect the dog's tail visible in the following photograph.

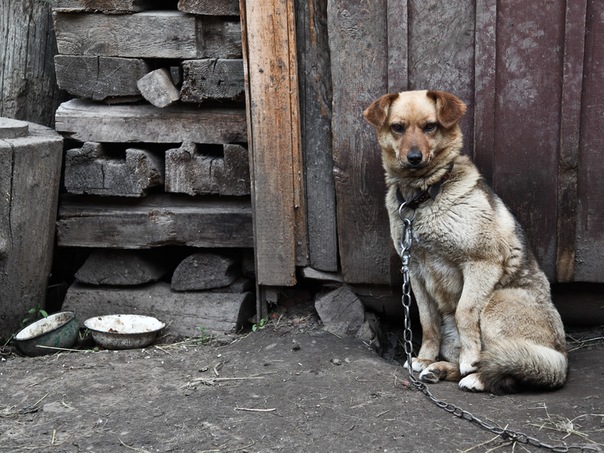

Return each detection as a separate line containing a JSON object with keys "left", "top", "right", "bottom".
{"left": 478, "top": 339, "right": 568, "bottom": 394}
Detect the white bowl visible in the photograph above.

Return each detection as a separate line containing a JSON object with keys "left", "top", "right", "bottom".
{"left": 84, "top": 314, "right": 165, "bottom": 350}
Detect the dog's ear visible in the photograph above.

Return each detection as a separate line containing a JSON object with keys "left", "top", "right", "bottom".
{"left": 363, "top": 93, "right": 399, "bottom": 128}
{"left": 427, "top": 90, "right": 467, "bottom": 129}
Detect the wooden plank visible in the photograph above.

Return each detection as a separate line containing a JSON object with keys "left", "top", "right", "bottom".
{"left": 493, "top": 0, "right": 566, "bottom": 279}
{"left": 52, "top": 0, "right": 153, "bottom": 13}
{"left": 165, "top": 142, "right": 250, "bottom": 196}
{"left": 53, "top": 11, "right": 242, "bottom": 59}
{"left": 55, "top": 99, "right": 247, "bottom": 143}
{"left": 180, "top": 59, "right": 245, "bottom": 102}
{"left": 408, "top": 0, "right": 475, "bottom": 154}
{"left": 328, "top": 0, "right": 390, "bottom": 284}
{"left": 54, "top": 55, "right": 150, "bottom": 101}
{"left": 472, "top": 0, "right": 497, "bottom": 182}
{"left": 555, "top": 0, "right": 588, "bottom": 282}
{"left": 64, "top": 142, "right": 164, "bottom": 197}
{"left": 575, "top": 0, "right": 604, "bottom": 282}
{"left": 0, "top": 121, "right": 63, "bottom": 337}
{"left": 178, "top": 0, "right": 240, "bottom": 16}
{"left": 387, "top": 0, "right": 408, "bottom": 92}
{"left": 240, "top": 0, "right": 306, "bottom": 286}
{"left": 57, "top": 194, "right": 253, "bottom": 249}
{"left": 295, "top": 0, "right": 338, "bottom": 272}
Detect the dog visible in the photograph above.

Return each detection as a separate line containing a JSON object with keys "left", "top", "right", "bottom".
{"left": 363, "top": 90, "right": 568, "bottom": 394}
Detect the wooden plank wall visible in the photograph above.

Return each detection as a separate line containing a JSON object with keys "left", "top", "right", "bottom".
{"left": 295, "top": 0, "right": 339, "bottom": 273}
{"left": 324, "top": 0, "right": 603, "bottom": 285}
{"left": 328, "top": 0, "right": 391, "bottom": 284}
{"left": 574, "top": 0, "right": 604, "bottom": 282}
{"left": 240, "top": 0, "right": 307, "bottom": 287}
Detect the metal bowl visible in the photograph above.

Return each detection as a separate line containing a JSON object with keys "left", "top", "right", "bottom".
{"left": 14, "top": 311, "right": 79, "bottom": 356}
{"left": 84, "top": 314, "right": 165, "bottom": 350}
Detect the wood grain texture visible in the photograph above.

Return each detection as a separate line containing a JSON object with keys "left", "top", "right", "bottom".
{"left": 57, "top": 195, "right": 253, "bottom": 249}
{"left": 0, "top": 123, "right": 63, "bottom": 336}
{"left": 54, "top": 55, "right": 150, "bottom": 101}
{"left": 178, "top": 0, "right": 240, "bottom": 16}
{"left": 492, "top": 0, "right": 565, "bottom": 279}
{"left": 328, "top": 0, "right": 390, "bottom": 284}
{"left": 556, "top": 0, "right": 588, "bottom": 282}
{"left": 55, "top": 99, "right": 247, "bottom": 143}
{"left": 53, "top": 11, "right": 242, "bottom": 59}
{"left": 0, "top": 0, "right": 63, "bottom": 126}
{"left": 180, "top": 59, "right": 245, "bottom": 102}
{"left": 575, "top": 0, "right": 604, "bottom": 282}
{"left": 408, "top": 0, "right": 475, "bottom": 154}
{"left": 241, "top": 0, "right": 306, "bottom": 286}
{"left": 53, "top": 0, "right": 152, "bottom": 13}
{"left": 295, "top": 0, "right": 338, "bottom": 272}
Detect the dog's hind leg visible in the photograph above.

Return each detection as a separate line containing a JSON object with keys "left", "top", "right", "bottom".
{"left": 419, "top": 361, "right": 461, "bottom": 383}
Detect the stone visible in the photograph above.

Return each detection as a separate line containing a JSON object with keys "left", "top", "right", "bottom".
{"left": 314, "top": 285, "right": 365, "bottom": 337}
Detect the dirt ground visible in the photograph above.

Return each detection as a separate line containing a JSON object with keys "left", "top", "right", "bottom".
{"left": 1, "top": 303, "right": 603, "bottom": 453}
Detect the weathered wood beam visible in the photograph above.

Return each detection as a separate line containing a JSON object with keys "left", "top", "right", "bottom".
{"left": 53, "top": 11, "right": 242, "bottom": 59}
{"left": 240, "top": 0, "right": 307, "bottom": 287}
{"left": 55, "top": 99, "right": 247, "bottom": 143}
{"left": 177, "top": 0, "right": 240, "bottom": 16}
{"left": 54, "top": 55, "right": 149, "bottom": 102}
{"left": 57, "top": 195, "right": 253, "bottom": 249}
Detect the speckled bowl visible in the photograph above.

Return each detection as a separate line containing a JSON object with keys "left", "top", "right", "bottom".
{"left": 84, "top": 314, "right": 165, "bottom": 350}
{"left": 14, "top": 312, "right": 79, "bottom": 356}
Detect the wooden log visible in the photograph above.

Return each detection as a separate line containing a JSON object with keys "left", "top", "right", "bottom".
{"left": 1, "top": 1, "right": 62, "bottom": 127}
{"left": 171, "top": 253, "right": 240, "bottom": 291}
{"left": 180, "top": 59, "right": 245, "bottom": 102}
{"left": 137, "top": 68, "right": 181, "bottom": 108}
{"left": 240, "top": 0, "right": 307, "bottom": 286}
{"left": 55, "top": 99, "right": 247, "bottom": 143}
{"left": 52, "top": 0, "right": 154, "bottom": 13}
{"left": 63, "top": 282, "right": 255, "bottom": 335}
{"left": 165, "top": 142, "right": 250, "bottom": 196}
{"left": 295, "top": 0, "right": 338, "bottom": 272}
{"left": 54, "top": 55, "right": 150, "bottom": 101}
{"left": 64, "top": 142, "right": 164, "bottom": 197}
{"left": 178, "top": 0, "right": 240, "bottom": 16}
{"left": 75, "top": 250, "right": 172, "bottom": 286}
{"left": 0, "top": 120, "right": 63, "bottom": 338}
{"left": 57, "top": 194, "right": 253, "bottom": 249}
{"left": 53, "top": 11, "right": 242, "bottom": 59}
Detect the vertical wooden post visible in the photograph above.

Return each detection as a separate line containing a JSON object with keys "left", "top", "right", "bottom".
{"left": 555, "top": 0, "right": 587, "bottom": 282}
{"left": 240, "top": 0, "right": 306, "bottom": 299}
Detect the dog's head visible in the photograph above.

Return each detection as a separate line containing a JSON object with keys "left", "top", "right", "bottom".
{"left": 363, "top": 90, "right": 466, "bottom": 176}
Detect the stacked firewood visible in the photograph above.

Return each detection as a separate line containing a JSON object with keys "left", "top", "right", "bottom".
{"left": 52, "top": 0, "right": 255, "bottom": 336}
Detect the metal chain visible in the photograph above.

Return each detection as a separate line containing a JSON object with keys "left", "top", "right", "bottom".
{"left": 398, "top": 208, "right": 599, "bottom": 452}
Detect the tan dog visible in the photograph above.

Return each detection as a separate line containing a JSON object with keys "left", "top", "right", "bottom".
{"left": 364, "top": 90, "right": 568, "bottom": 394}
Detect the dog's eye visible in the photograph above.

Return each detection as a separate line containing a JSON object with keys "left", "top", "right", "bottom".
{"left": 391, "top": 123, "right": 405, "bottom": 134}
{"left": 423, "top": 122, "right": 438, "bottom": 133}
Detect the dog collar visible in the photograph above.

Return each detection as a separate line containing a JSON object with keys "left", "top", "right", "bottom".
{"left": 396, "top": 164, "right": 453, "bottom": 210}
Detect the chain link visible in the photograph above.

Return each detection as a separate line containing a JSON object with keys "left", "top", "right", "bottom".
{"left": 398, "top": 212, "right": 599, "bottom": 452}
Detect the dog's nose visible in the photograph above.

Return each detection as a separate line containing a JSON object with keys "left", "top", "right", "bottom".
{"left": 407, "top": 148, "right": 423, "bottom": 166}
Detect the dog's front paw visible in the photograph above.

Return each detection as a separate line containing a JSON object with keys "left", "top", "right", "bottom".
{"left": 404, "top": 357, "right": 433, "bottom": 373}
{"left": 459, "top": 373, "right": 485, "bottom": 392}
{"left": 419, "top": 366, "right": 442, "bottom": 384}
